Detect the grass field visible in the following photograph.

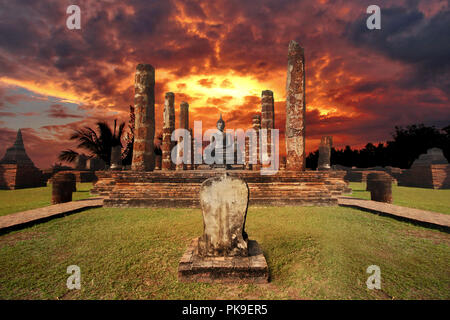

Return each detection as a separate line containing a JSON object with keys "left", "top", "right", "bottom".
{"left": 0, "top": 204, "right": 448, "bottom": 300}
{"left": 348, "top": 182, "right": 450, "bottom": 215}
{"left": 0, "top": 183, "right": 94, "bottom": 217}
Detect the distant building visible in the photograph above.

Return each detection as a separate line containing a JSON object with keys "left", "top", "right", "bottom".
{"left": 0, "top": 129, "right": 46, "bottom": 189}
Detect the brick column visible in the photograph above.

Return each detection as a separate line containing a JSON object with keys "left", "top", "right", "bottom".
{"left": 162, "top": 92, "right": 175, "bottom": 170}
{"left": 176, "top": 102, "right": 189, "bottom": 170}
{"left": 131, "top": 64, "right": 155, "bottom": 171}
{"left": 285, "top": 40, "right": 306, "bottom": 171}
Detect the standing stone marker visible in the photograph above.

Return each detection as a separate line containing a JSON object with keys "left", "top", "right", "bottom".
{"left": 178, "top": 174, "right": 268, "bottom": 283}
{"left": 131, "top": 64, "right": 155, "bottom": 171}
{"left": 162, "top": 92, "right": 175, "bottom": 170}
{"left": 318, "top": 136, "right": 332, "bottom": 170}
{"left": 198, "top": 174, "right": 249, "bottom": 256}
{"left": 285, "top": 40, "right": 306, "bottom": 171}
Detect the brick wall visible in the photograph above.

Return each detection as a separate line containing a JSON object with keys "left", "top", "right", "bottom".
{"left": 398, "top": 164, "right": 450, "bottom": 189}
{"left": 0, "top": 164, "right": 45, "bottom": 190}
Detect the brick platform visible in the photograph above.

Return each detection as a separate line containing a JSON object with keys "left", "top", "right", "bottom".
{"left": 178, "top": 237, "right": 269, "bottom": 283}
{"left": 97, "top": 170, "right": 350, "bottom": 208}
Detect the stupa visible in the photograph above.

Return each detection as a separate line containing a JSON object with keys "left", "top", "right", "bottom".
{"left": 0, "top": 129, "right": 45, "bottom": 189}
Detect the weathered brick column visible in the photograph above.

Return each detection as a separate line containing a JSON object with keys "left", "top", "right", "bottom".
{"left": 318, "top": 136, "right": 332, "bottom": 170}
{"left": 285, "top": 40, "right": 306, "bottom": 171}
{"left": 261, "top": 90, "right": 274, "bottom": 168}
{"left": 131, "top": 64, "right": 155, "bottom": 171}
{"left": 252, "top": 114, "right": 261, "bottom": 171}
{"left": 162, "top": 92, "right": 175, "bottom": 170}
{"left": 176, "top": 102, "right": 189, "bottom": 170}
{"left": 52, "top": 172, "right": 76, "bottom": 204}
{"left": 368, "top": 173, "right": 392, "bottom": 203}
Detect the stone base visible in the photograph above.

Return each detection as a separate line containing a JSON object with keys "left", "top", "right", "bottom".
{"left": 178, "top": 238, "right": 269, "bottom": 284}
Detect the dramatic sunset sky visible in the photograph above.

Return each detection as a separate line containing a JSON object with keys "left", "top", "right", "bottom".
{"left": 0, "top": 0, "right": 449, "bottom": 168}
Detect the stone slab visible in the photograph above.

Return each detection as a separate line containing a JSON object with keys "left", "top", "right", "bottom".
{"left": 178, "top": 237, "right": 269, "bottom": 283}
{"left": 338, "top": 196, "right": 450, "bottom": 229}
{"left": 0, "top": 198, "right": 104, "bottom": 231}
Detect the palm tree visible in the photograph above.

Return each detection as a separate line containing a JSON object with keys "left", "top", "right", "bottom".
{"left": 59, "top": 120, "right": 125, "bottom": 166}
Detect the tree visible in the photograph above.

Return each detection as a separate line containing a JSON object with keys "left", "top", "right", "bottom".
{"left": 58, "top": 120, "right": 125, "bottom": 166}
{"left": 306, "top": 123, "right": 450, "bottom": 169}
{"left": 388, "top": 124, "right": 447, "bottom": 168}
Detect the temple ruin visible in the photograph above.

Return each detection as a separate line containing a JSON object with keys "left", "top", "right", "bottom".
{"left": 91, "top": 40, "right": 351, "bottom": 207}
{"left": 0, "top": 129, "right": 45, "bottom": 189}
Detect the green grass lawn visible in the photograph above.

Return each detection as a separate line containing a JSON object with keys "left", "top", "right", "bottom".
{"left": 348, "top": 182, "right": 450, "bottom": 215}
{"left": 0, "top": 205, "right": 448, "bottom": 300}
{"left": 0, "top": 183, "right": 94, "bottom": 216}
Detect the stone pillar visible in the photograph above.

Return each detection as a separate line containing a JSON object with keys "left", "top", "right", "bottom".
{"left": 189, "top": 128, "right": 195, "bottom": 170}
{"left": 261, "top": 90, "right": 274, "bottom": 168}
{"left": 162, "top": 92, "right": 175, "bottom": 170}
{"left": 110, "top": 145, "right": 122, "bottom": 170}
{"left": 252, "top": 114, "right": 261, "bottom": 171}
{"left": 285, "top": 40, "right": 306, "bottom": 171}
{"left": 52, "top": 172, "right": 76, "bottom": 204}
{"left": 131, "top": 64, "right": 155, "bottom": 171}
{"left": 176, "top": 102, "right": 189, "bottom": 170}
{"left": 318, "top": 136, "right": 332, "bottom": 170}
{"left": 245, "top": 136, "right": 251, "bottom": 170}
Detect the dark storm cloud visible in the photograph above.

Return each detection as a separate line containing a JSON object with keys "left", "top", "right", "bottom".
{"left": 47, "top": 104, "right": 83, "bottom": 119}
{"left": 0, "top": 0, "right": 448, "bottom": 166}
{"left": 347, "top": 5, "right": 450, "bottom": 92}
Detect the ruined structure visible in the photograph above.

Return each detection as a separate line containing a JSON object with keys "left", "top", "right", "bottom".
{"left": 398, "top": 148, "right": 450, "bottom": 189}
{"left": 176, "top": 102, "right": 190, "bottom": 170}
{"left": 318, "top": 136, "right": 332, "bottom": 170}
{"left": 131, "top": 64, "right": 155, "bottom": 171}
{"left": 367, "top": 172, "right": 392, "bottom": 203}
{"left": 94, "top": 41, "right": 351, "bottom": 208}
{"left": 162, "top": 92, "right": 175, "bottom": 170}
{"left": 0, "top": 129, "right": 45, "bottom": 189}
{"left": 110, "top": 145, "right": 122, "bottom": 170}
{"left": 52, "top": 172, "right": 76, "bottom": 204}
{"left": 285, "top": 40, "right": 306, "bottom": 171}
{"left": 261, "top": 90, "right": 275, "bottom": 168}
{"left": 251, "top": 114, "right": 261, "bottom": 171}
